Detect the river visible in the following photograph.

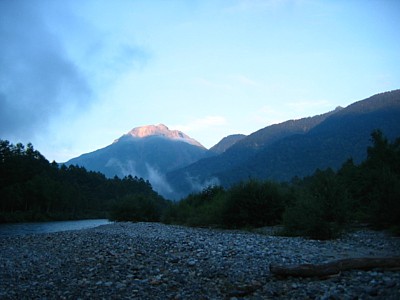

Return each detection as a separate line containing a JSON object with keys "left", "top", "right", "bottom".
{"left": 0, "top": 219, "right": 112, "bottom": 237}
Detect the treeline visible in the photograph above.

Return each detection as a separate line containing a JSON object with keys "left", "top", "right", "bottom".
{"left": 161, "top": 130, "right": 400, "bottom": 239}
{"left": 0, "top": 140, "right": 166, "bottom": 223}
{"left": 2, "top": 130, "right": 399, "bottom": 240}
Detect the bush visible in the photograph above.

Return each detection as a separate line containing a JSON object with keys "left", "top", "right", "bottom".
{"left": 283, "top": 169, "right": 351, "bottom": 240}
{"left": 164, "top": 181, "right": 287, "bottom": 229}
{"left": 221, "top": 180, "right": 287, "bottom": 228}
{"left": 190, "top": 191, "right": 227, "bottom": 227}
{"left": 162, "top": 186, "right": 226, "bottom": 227}
{"left": 110, "top": 194, "right": 166, "bottom": 222}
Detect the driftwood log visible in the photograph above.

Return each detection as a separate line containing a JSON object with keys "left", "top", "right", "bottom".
{"left": 270, "top": 257, "right": 400, "bottom": 278}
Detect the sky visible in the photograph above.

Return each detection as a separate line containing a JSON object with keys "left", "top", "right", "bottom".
{"left": 1, "top": 0, "right": 399, "bottom": 162}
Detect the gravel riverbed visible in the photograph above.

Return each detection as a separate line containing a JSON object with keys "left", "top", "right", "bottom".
{"left": 1, "top": 222, "right": 399, "bottom": 299}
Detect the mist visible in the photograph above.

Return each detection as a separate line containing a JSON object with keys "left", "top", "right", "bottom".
{"left": 145, "top": 164, "right": 175, "bottom": 199}
{"left": 184, "top": 174, "right": 221, "bottom": 194}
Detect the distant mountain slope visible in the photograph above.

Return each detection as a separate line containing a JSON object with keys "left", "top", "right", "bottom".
{"left": 167, "top": 106, "right": 342, "bottom": 198}
{"left": 167, "top": 90, "right": 400, "bottom": 197}
{"left": 209, "top": 134, "right": 246, "bottom": 154}
{"left": 223, "top": 90, "right": 400, "bottom": 185}
{"left": 66, "top": 124, "right": 208, "bottom": 198}
{"left": 234, "top": 106, "right": 343, "bottom": 151}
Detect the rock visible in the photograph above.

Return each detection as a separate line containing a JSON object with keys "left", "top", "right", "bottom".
{"left": 187, "top": 258, "right": 197, "bottom": 267}
{"left": 1, "top": 223, "right": 400, "bottom": 299}
{"left": 367, "top": 287, "right": 379, "bottom": 296}
{"left": 169, "top": 257, "right": 179, "bottom": 263}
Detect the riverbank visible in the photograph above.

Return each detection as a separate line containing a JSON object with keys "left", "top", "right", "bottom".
{"left": 1, "top": 222, "right": 399, "bottom": 299}
{"left": 0, "top": 219, "right": 111, "bottom": 237}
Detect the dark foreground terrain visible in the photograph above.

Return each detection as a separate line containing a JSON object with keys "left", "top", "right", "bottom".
{"left": 1, "top": 222, "right": 399, "bottom": 299}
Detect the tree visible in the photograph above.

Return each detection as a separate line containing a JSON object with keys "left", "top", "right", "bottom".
{"left": 359, "top": 131, "right": 400, "bottom": 232}
{"left": 283, "top": 168, "right": 351, "bottom": 240}
{"left": 0, "top": 140, "right": 166, "bottom": 223}
{"left": 110, "top": 194, "right": 166, "bottom": 222}
{"left": 221, "top": 180, "right": 286, "bottom": 228}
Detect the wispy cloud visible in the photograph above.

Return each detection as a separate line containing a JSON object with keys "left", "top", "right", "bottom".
{"left": 173, "top": 116, "right": 228, "bottom": 133}
{"left": 184, "top": 173, "right": 220, "bottom": 194}
{"left": 231, "top": 74, "right": 259, "bottom": 87}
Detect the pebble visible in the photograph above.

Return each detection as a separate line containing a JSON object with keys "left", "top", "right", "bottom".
{"left": 1, "top": 222, "right": 400, "bottom": 299}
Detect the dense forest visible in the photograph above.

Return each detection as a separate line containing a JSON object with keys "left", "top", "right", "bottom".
{"left": 1, "top": 130, "right": 399, "bottom": 240}
{"left": 0, "top": 140, "right": 167, "bottom": 222}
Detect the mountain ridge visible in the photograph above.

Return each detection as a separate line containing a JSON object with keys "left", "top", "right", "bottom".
{"left": 166, "top": 89, "right": 400, "bottom": 197}
{"left": 66, "top": 89, "right": 400, "bottom": 200}
{"left": 165, "top": 106, "right": 344, "bottom": 198}
{"left": 209, "top": 134, "right": 246, "bottom": 154}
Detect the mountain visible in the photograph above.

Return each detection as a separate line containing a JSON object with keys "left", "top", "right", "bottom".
{"left": 166, "top": 106, "right": 342, "bottom": 197}
{"left": 65, "top": 124, "right": 208, "bottom": 198}
{"left": 167, "top": 90, "right": 400, "bottom": 197}
{"left": 209, "top": 134, "right": 246, "bottom": 154}
{"left": 117, "top": 124, "right": 204, "bottom": 148}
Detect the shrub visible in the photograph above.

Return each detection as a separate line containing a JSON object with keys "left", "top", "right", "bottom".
{"left": 221, "top": 180, "right": 287, "bottom": 228}
{"left": 283, "top": 169, "right": 351, "bottom": 240}
{"left": 110, "top": 194, "right": 165, "bottom": 222}
{"left": 190, "top": 191, "right": 227, "bottom": 227}
{"left": 162, "top": 186, "right": 226, "bottom": 227}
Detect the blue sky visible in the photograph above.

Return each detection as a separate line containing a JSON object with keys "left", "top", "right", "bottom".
{"left": 1, "top": 0, "right": 399, "bottom": 162}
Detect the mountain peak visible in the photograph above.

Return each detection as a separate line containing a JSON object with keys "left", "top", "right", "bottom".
{"left": 117, "top": 124, "right": 205, "bottom": 148}
{"left": 128, "top": 124, "right": 171, "bottom": 138}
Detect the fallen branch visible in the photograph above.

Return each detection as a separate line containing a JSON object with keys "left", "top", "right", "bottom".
{"left": 270, "top": 257, "right": 400, "bottom": 278}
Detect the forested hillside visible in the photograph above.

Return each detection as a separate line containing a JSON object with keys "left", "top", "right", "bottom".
{"left": 167, "top": 90, "right": 400, "bottom": 196}
{"left": 0, "top": 140, "right": 167, "bottom": 223}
